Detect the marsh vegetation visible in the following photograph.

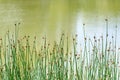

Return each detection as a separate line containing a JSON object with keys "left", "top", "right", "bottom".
{"left": 0, "top": 22, "right": 120, "bottom": 80}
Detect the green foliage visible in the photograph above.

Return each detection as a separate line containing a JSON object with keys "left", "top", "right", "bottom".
{"left": 0, "top": 23, "right": 119, "bottom": 80}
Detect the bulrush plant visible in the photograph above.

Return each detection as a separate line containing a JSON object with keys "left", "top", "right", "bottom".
{"left": 0, "top": 21, "right": 120, "bottom": 80}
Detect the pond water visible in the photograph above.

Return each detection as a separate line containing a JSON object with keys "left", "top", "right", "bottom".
{"left": 0, "top": 0, "right": 120, "bottom": 47}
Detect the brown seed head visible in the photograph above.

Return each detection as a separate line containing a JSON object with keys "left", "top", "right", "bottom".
{"left": 73, "top": 38, "right": 75, "bottom": 41}
{"left": 0, "top": 38, "right": 2, "bottom": 40}
{"left": 18, "top": 40, "right": 20, "bottom": 43}
{"left": 83, "top": 23, "right": 85, "bottom": 26}
{"left": 75, "top": 54, "right": 77, "bottom": 56}
{"left": 98, "top": 39, "right": 100, "bottom": 42}
{"left": 101, "top": 36, "right": 103, "bottom": 39}
{"left": 106, "top": 34, "right": 108, "bottom": 37}
{"left": 62, "top": 33, "right": 64, "bottom": 36}
{"left": 28, "top": 36, "right": 30, "bottom": 38}
{"left": 75, "top": 34, "right": 78, "bottom": 37}
{"left": 42, "top": 37, "right": 44, "bottom": 39}
{"left": 94, "top": 36, "right": 96, "bottom": 39}
{"left": 34, "top": 36, "right": 36, "bottom": 39}
{"left": 105, "top": 19, "right": 108, "bottom": 21}
{"left": 15, "top": 24, "right": 16, "bottom": 26}
{"left": 95, "top": 40, "right": 97, "bottom": 42}
{"left": 48, "top": 43, "right": 50, "bottom": 46}
{"left": 112, "top": 36, "right": 114, "bottom": 38}
{"left": 33, "top": 40, "right": 35, "bottom": 43}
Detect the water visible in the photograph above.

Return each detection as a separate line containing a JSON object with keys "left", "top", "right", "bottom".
{"left": 0, "top": 1, "right": 120, "bottom": 78}
{"left": 0, "top": 0, "right": 120, "bottom": 46}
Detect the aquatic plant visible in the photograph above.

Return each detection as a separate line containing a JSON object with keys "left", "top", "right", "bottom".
{"left": 0, "top": 21, "right": 119, "bottom": 80}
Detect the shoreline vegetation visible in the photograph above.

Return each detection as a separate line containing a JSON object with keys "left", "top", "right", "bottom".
{"left": 0, "top": 20, "right": 120, "bottom": 80}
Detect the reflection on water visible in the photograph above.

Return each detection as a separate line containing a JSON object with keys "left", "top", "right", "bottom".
{"left": 0, "top": 0, "right": 120, "bottom": 44}
{"left": 76, "top": 12, "right": 120, "bottom": 48}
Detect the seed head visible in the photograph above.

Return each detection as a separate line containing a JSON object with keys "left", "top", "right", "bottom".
{"left": 83, "top": 23, "right": 85, "bottom": 26}
{"left": 94, "top": 36, "right": 96, "bottom": 39}
{"left": 18, "top": 40, "right": 20, "bottom": 43}
{"left": 77, "top": 57, "right": 80, "bottom": 59}
{"left": 98, "top": 39, "right": 100, "bottom": 42}
{"left": 106, "top": 34, "right": 108, "bottom": 37}
{"left": 112, "top": 61, "right": 115, "bottom": 64}
{"left": 95, "top": 40, "right": 97, "bottom": 42}
{"left": 107, "top": 49, "right": 110, "bottom": 52}
{"left": 44, "top": 46, "right": 46, "bottom": 49}
{"left": 33, "top": 40, "right": 35, "bottom": 43}
{"left": 0, "top": 68, "right": 3, "bottom": 72}
{"left": 105, "top": 19, "right": 108, "bottom": 21}
{"left": 73, "top": 38, "right": 75, "bottom": 41}
{"left": 15, "top": 24, "right": 16, "bottom": 26}
{"left": 62, "top": 33, "right": 64, "bottom": 36}
{"left": 13, "top": 45, "right": 16, "bottom": 48}
{"left": 75, "top": 54, "right": 77, "bottom": 56}
{"left": 28, "top": 67, "right": 31, "bottom": 70}
{"left": 84, "top": 37, "right": 87, "bottom": 40}
{"left": 38, "top": 54, "right": 41, "bottom": 56}
{"left": 118, "top": 48, "right": 120, "bottom": 50}
{"left": 48, "top": 43, "right": 50, "bottom": 46}
{"left": 42, "top": 37, "right": 44, "bottom": 39}
{"left": 34, "top": 36, "right": 36, "bottom": 39}
{"left": 112, "top": 36, "right": 114, "bottom": 38}
{"left": 18, "top": 22, "right": 20, "bottom": 25}
{"left": 28, "top": 36, "right": 30, "bottom": 38}
{"left": 101, "top": 36, "right": 103, "bottom": 39}
{"left": 75, "top": 34, "right": 78, "bottom": 37}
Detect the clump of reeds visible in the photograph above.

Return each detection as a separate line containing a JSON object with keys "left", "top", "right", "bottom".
{"left": 0, "top": 20, "right": 120, "bottom": 80}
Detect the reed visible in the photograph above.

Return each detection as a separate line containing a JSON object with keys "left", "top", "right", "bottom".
{"left": 0, "top": 21, "right": 119, "bottom": 80}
